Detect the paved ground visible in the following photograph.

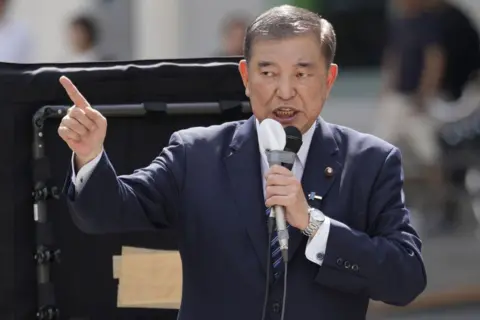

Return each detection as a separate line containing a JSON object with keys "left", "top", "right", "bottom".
{"left": 384, "top": 304, "right": 480, "bottom": 320}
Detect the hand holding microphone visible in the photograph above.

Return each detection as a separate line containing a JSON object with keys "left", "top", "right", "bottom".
{"left": 264, "top": 166, "right": 310, "bottom": 231}
{"left": 258, "top": 119, "right": 310, "bottom": 261}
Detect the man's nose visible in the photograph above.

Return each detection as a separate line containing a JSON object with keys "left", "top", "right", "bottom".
{"left": 276, "top": 76, "right": 296, "bottom": 100}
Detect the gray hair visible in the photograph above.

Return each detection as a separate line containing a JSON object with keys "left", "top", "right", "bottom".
{"left": 243, "top": 5, "right": 336, "bottom": 66}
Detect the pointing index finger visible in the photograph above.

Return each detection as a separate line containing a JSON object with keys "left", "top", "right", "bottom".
{"left": 59, "top": 76, "right": 90, "bottom": 109}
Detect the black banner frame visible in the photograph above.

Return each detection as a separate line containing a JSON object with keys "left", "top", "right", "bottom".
{"left": 31, "top": 100, "right": 250, "bottom": 319}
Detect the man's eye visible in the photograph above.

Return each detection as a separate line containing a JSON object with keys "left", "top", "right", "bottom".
{"left": 261, "top": 71, "right": 274, "bottom": 77}
{"left": 297, "top": 72, "right": 308, "bottom": 78}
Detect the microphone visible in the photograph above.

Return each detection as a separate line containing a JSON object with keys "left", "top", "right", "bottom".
{"left": 275, "top": 126, "right": 302, "bottom": 262}
{"left": 283, "top": 126, "right": 302, "bottom": 170}
{"left": 258, "top": 119, "right": 303, "bottom": 262}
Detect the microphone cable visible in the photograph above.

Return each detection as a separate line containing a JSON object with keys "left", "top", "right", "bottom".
{"left": 281, "top": 260, "right": 288, "bottom": 320}
{"left": 261, "top": 211, "right": 276, "bottom": 320}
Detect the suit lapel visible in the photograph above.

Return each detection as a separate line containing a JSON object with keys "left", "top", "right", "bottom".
{"left": 224, "top": 116, "right": 269, "bottom": 274}
{"left": 288, "top": 117, "right": 343, "bottom": 261}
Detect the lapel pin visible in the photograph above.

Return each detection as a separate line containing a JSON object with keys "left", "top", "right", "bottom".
{"left": 324, "top": 166, "right": 334, "bottom": 177}
{"left": 308, "top": 192, "right": 323, "bottom": 201}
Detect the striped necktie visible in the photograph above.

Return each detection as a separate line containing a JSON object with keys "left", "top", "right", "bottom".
{"left": 263, "top": 155, "right": 300, "bottom": 278}
{"left": 266, "top": 207, "right": 290, "bottom": 278}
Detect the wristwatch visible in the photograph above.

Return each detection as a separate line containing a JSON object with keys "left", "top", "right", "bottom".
{"left": 302, "top": 207, "right": 325, "bottom": 237}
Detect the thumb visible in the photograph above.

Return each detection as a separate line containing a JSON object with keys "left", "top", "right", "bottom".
{"left": 59, "top": 76, "right": 91, "bottom": 109}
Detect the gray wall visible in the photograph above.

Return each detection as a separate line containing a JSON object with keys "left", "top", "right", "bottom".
{"left": 178, "top": 0, "right": 267, "bottom": 58}
{"left": 95, "top": 0, "right": 134, "bottom": 61}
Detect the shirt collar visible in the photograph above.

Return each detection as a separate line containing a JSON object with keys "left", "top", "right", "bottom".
{"left": 255, "top": 118, "right": 316, "bottom": 168}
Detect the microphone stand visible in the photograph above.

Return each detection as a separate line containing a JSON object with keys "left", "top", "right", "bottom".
{"left": 266, "top": 149, "right": 295, "bottom": 259}
{"left": 261, "top": 209, "right": 276, "bottom": 320}
{"left": 260, "top": 149, "right": 295, "bottom": 320}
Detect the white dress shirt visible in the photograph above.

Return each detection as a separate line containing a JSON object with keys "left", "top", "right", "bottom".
{"left": 72, "top": 119, "right": 330, "bottom": 266}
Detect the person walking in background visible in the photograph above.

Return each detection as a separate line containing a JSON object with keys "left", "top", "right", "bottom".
{"left": 427, "top": 0, "right": 480, "bottom": 232}
{"left": 378, "top": 0, "right": 480, "bottom": 233}
{"left": 0, "top": 0, "right": 33, "bottom": 63}
{"left": 376, "top": 0, "right": 446, "bottom": 226}
{"left": 67, "top": 14, "right": 99, "bottom": 63}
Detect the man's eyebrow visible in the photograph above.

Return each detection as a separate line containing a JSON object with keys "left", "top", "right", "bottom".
{"left": 257, "top": 61, "right": 273, "bottom": 67}
{"left": 296, "top": 61, "right": 314, "bottom": 68}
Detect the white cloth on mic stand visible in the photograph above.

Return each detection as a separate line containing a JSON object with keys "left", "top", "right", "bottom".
{"left": 255, "top": 119, "right": 331, "bottom": 266}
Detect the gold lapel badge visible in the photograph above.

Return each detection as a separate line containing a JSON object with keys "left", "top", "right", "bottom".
{"left": 324, "top": 166, "right": 334, "bottom": 177}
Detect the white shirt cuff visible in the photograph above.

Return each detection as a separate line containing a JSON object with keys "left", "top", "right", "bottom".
{"left": 70, "top": 151, "right": 103, "bottom": 194}
{"left": 305, "top": 216, "right": 331, "bottom": 266}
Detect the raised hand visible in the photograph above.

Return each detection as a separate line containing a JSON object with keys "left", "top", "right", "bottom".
{"left": 57, "top": 76, "right": 107, "bottom": 169}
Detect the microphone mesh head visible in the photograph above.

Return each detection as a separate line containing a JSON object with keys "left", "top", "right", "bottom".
{"left": 284, "top": 126, "right": 302, "bottom": 154}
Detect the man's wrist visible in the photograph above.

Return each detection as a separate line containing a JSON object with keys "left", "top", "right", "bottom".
{"left": 74, "top": 150, "right": 102, "bottom": 171}
{"left": 302, "top": 207, "right": 325, "bottom": 237}
{"left": 298, "top": 212, "right": 310, "bottom": 230}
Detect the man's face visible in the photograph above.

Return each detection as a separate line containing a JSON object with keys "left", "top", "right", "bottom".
{"left": 70, "top": 24, "right": 90, "bottom": 52}
{"left": 239, "top": 33, "right": 337, "bottom": 134}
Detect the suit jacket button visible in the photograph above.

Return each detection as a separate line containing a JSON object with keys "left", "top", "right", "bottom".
{"left": 352, "top": 264, "right": 359, "bottom": 272}
{"left": 336, "top": 258, "right": 343, "bottom": 266}
{"left": 272, "top": 302, "right": 281, "bottom": 313}
{"left": 344, "top": 260, "right": 351, "bottom": 269}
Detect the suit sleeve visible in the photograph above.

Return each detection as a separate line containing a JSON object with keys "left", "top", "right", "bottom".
{"left": 314, "top": 147, "right": 427, "bottom": 306}
{"left": 63, "top": 132, "right": 186, "bottom": 234}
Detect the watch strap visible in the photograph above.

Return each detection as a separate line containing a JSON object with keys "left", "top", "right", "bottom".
{"left": 302, "top": 207, "right": 324, "bottom": 237}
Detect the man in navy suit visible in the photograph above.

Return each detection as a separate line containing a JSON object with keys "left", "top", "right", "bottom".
{"left": 58, "top": 5, "right": 426, "bottom": 320}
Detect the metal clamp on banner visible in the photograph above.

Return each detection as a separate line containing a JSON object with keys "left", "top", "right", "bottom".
{"left": 37, "top": 305, "right": 60, "bottom": 320}
{"left": 32, "top": 186, "right": 60, "bottom": 202}
{"left": 33, "top": 106, "right": 67, "bottom": 129}
{"left": 35, "top": 246, "right": 61, "bottom": 265}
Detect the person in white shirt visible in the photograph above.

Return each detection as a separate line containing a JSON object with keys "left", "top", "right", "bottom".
{"left": 0, "top": 0, "right": 32, "bottom": 63}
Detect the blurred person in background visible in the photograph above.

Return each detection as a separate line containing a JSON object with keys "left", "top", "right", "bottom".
{"left": 216, "top": 12, "right": 250, "bottom": 56}
{"left": 427, "top": 0, "right": 480, "bottom": 232}
{"left": 378, "top": 0, "right": 480, "bottom": 232}
{"left": 0, "top": 0, "right": 32, "bottom": 63}
{"left": 67, "top": 14, "right": 99, "bottom": 63}
{"left": 377, "top": 0, "right": 444, "bottom": 226}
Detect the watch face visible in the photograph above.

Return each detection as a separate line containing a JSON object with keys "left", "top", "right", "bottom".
{"left": 310, "top": 208, "right": 325, "bottom": 221}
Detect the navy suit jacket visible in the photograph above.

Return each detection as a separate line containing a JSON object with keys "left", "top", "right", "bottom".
{"left": 65, "top": 116, "right": 426, "bottom": 320}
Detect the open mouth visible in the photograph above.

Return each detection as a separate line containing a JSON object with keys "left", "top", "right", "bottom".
{"left": 273, "top": 107, "right": 298, "bottom": 123}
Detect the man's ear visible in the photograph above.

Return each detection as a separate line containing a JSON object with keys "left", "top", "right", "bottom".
{"left": 327, "top": 63, "right": 338, "bottom": 88}
{"left": 323, "top": 63, "right": 338, "bottom": 100}
{"left": 238, "top": 59, "right": 250, "bottom": 97}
